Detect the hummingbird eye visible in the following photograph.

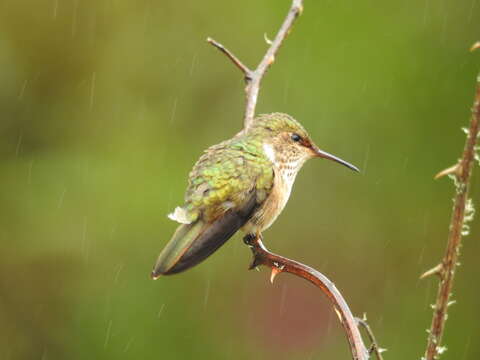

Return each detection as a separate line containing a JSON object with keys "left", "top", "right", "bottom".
{"left": 291, "top": 133, "right": 302, "bottom": 142}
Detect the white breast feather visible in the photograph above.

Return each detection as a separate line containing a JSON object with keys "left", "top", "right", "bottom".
{"left": 263, "top": 143, "right": 276, "bottom": 163}
{"left": 281, "top": 158, "right": 304, "bottom": 194}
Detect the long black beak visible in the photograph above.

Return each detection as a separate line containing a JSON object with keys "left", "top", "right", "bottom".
{"left": 312, "top": 146, "right": 360, "bottom": 172}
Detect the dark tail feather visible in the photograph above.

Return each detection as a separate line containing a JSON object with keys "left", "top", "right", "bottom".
{"left": 151, "top": 193, "right": 257, "bottom": 277}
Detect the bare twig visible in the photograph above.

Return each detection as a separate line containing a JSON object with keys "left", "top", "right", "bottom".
{"left": 246, "top": 236, "right": 370, "bottom": 360}
{"left": 356, "top": 316, "right": 385, "bottom": 360}
{"left": 421, "top": 47, "right": 480, "bottom": 360}
{"left": 207, "top": 0, "right": 304, "bottom": 129}
{"left": 206, "top": 38, "right": 252, "bottom": 79}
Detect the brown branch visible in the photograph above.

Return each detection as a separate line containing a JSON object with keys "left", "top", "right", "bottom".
{"left": 207, "top": 0, "right": 304, "bottom": 129}
{"left": 421, "top": 49, "right": 480, "bottom": 360}
{"left": 245, "top": 236, "right": 370, "bottom": 360}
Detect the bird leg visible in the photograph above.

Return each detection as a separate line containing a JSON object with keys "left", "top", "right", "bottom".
{"left": 243, "top": 233, "right": 257, "bottom": 246}
{"left": 243, "top": 233, "right": 265, "bottom": 270}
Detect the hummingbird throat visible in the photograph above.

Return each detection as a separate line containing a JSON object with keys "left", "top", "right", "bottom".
{"left": 262, "top": 142, "right": 307, "bottom": 189}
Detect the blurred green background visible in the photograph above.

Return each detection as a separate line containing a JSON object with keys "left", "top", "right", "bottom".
{"left": 1, "top": 0, "right": 479, "bottom": 359}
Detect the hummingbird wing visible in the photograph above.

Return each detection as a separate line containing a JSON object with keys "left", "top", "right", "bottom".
{"left": 152, "top": 139, "right": 274, "bottom": 277}
{"left": 151, "top": 189, "right": 258, "bottom": 276}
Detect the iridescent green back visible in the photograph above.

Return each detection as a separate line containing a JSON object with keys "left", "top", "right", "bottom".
{"left": 177, "top": 113, "right": 311, "bottom": 223}
{"left": 183, "top": 133, "right": 274, "bottom": 222}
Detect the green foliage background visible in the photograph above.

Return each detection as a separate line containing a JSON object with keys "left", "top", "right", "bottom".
{"left": 1, "top": 0, "right": 479, "bottom": 359}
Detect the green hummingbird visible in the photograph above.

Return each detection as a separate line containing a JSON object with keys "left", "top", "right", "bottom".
{"left": 151, "top": 113, "right": 358, "bottom": 278}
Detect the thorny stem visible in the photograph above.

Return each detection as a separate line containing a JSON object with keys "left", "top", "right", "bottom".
{"left": 246, "top": 236, "right": 369, "bottom": 360}
{"left": 422, "top": 62, "right": 480, "bottom": 359}
{"left": 207, "top": 0, "right": 304, "bottom": 129}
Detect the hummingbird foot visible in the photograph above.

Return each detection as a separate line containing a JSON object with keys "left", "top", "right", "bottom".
{"left": 244, "top": 233, "right": 264, "bottom": 269}
{"left": 243, "top": 233, "right": 257, "bottom": 246}
{"left": 243, "top": 232, "right": 285, "bottom": 282}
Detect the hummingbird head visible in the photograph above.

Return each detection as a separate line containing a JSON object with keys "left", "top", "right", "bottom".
{"left": 250, "top": 113, "right": 359, "bottom": 173}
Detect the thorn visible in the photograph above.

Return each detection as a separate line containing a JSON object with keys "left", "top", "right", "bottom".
{"left": 270, "top": 266, "right": 282, "bottom": 283}
{"left": 334, "top": 307, "right": 343, "bottom": 322}
{"left": 267, "top": 55, "right": 275, "bottom": 65}
{"left": 470, "top": 41, "right": 480, "bottom": 52}
{"left": 264, "top": 33, "right": 273, "bottom": 45}
{"left": 434, "top": 164, "right": 460, "bottom": 179}
{"left": 248, "top": 257, "right": 261, "bottom": 270}
{"left": 420, "top": 263, "right": 443, "bottom": 279}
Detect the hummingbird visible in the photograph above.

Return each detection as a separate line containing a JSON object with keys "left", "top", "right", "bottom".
{"left": 151, "top": 113, "right": 358, "bottom": 278}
